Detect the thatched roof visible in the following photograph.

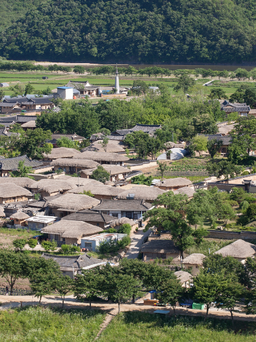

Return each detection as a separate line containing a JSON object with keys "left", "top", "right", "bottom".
{"left": 30, "top": 179, "right": 72, "bottom": 193}
{"left": 42, "top": 220, "right": 103, "bottom": 241}
{"left": 83, "top": 140, "right": 125, "bottom": 153}
{"left": 0, "top": 184, "right": 32, "bottom": 198}
{"left": 217, "top": 123, "right": 235, "bottom": 135}
{"left": 159, "top": 178, "right": 192, "bottom": 187}
{"left": 44, "top": 147, "right": 81, "bottom": 160}
{"left": 164, "top": 142, "right": 185, "bottom": 149}
{"left": 51, "top": 158, "right": 99, "bottom": 169}
{"left": 183, "top": 253, "right": 206, "bottom": 265}
{"left": 173, "top": 187, "right": 195, "bottom": 198}
{"left": 80, "top": 164, "right": 130, "bottom": 177}
{"left": 68, "top": 184, "right": 123, "bottom": 197}
{"left": 174, "top": 270, "right": 193, "bottom": 284}
{"left": 140, "top": 240, "right": 180, "bottom": 254}
{"left": 109, "top": 217, "right": 136, "bottom": 228}
{"left": 75, "top": 151, "right": 129, "bottom": 162}
{"left": 117, "top": 186, "right": 165, "bottom": 201}
{"left": 0, "top": 177, "right": 36, "bottom": 188}
{"left": 47, "top": 193, "right": 100, "bottom": 211}
{"left": 214, "top": 239, "right": 256, "bottom": 259}
{"left": 55, "top": 175, "right": 102, "bottom": 188}
{"left": 10, "top": 211, "right": 30, "bottom": 220}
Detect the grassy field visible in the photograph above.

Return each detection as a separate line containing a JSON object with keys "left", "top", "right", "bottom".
{"left": 99, "top": 312, "right": 256, "bottom": 342}
{"left": 185, "top": 239, "right": 233, "bottom": 255}
{"left": 0, "top": 306, "right": 105, "bottom": 342}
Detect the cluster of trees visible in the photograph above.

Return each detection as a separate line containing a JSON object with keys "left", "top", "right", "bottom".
{"left": 1, "top": 0, "right": 256, "bottom": 63}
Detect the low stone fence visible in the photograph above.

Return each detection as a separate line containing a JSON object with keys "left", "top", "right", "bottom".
{"left": 207, "top": 230, "right": 256, "bottom": 241}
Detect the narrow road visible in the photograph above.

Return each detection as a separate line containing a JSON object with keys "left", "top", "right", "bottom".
{"left": 125, "top": 227, "right": 151, "bottom": 259}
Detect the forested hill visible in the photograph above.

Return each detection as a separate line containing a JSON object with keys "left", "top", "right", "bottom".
{"left": 1, "top": 0, "right": 256, "bottom": 64}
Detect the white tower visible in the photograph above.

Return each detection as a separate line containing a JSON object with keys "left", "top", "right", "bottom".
{"left": 115, "top": 64, "right": 120, "bottom": 94}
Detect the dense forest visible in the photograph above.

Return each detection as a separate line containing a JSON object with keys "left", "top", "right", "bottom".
{"left": 1, "top": 0, "right": 256, "bottom": 63}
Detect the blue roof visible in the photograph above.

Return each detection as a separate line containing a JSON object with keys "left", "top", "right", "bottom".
{"left": 57, "top": 87, "right": 73, "bottom": 90}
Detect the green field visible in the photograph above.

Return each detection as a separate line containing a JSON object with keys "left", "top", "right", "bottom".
{"left": 99, "top": 312, "right": 256, "bottom": 342}
{"left": 0, "top": 306, "right": 105, "bottom": 342}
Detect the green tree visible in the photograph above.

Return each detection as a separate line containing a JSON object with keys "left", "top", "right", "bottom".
{"left": 42, "top": 240, "right": 57, "bottom": 252}
{"left": 0, "top": 89, "right": 5, "bottom": 100}
{"left": 28, "top": 239, "right": 37, "bottom": 249}
{"left": 11, "top": 161, "right": 33, "bottom": 177}
{"left": 73, "top": 65, "right": 85, "bottom": 74}
{"left": 193, "top": 227, "right": 208, "bottom": 246}
{"left": 53, "top": 275, "right": 74, "bottom": 308}
{"left": 207, "top": 138, "right": 223, "bottom": 159}
{"left": 24, "top": 83, "right": 35, "bottom": 95}
{"left": 157, "top": 161, "right": 170, "bottom": 179}
{"left": 91, "top": 165, "right": 110, "bottom": 184}
{"left": 131, "top": 80, "right": 148, "bottom": 95}
{"left": 0, "top": 249, "right": 30, "bottom": 294}
{"left": 13, "top": 238, "right": 27, "bottom": 251}
{"left": 174, "top": 74, "right": 195, "bottom": 94}
{"left": 190, "top": 135, "right": 208, "bottom": 156}
{"left": 10, "top": 84, "right": 25, "bottom": 96}
{"left": 19, "top": 128, "right": 52, "bottom": 159}
{"left": 56, "top": 137, "right": 78, "bottom": 149}
{"left": 206, "top": 160, "right": 241, "bottom": 180}
{"left": 156, "top": 277, "right": 183, "bottom": 315}
{"left": 208, "top": 88, "right": 227, "bottom": 99}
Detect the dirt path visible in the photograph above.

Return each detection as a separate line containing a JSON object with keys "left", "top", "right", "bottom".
{"left": 94, "top": 308, "right": 117, "bottom": 341}
{"left": 0, "top": 295, "right": 256, "bottom": 322}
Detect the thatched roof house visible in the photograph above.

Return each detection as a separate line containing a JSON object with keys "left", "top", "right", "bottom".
{"left": 63, "top": 210, "right": 114, "bottom": 229}
{"left": 21, "top": 120, "right": 36, "bottom": 129}
{"left": 76, "top": 151, "right": 129, "bottom": 165}
{"left": 117, "top": 186, "right": 165, "bottom": 202}
{"left": 42, "top": 253, "right": 106, "bottom": 278}
{"left": 83, "top": 140, "right": 126, "bottom": 154}
{"left": 0, "top": 155, "right": 43, "bottom": 177}
{"left": 140, "top": 240, "right": 181, "bottom": 261}
{"left": 0, "top": 184, "right": 32, "bottom": 204}
{"left": 80, "top": 164, "right": 130, "bottom": 182}
{"left": 182, "top": 253, "right": 206, "bottom": 275}
{"left": 214, "top": 239, "right": 256, "bottom": 263}
{"left": 173, "top": 187, "right": 195, "bottom": 198}
{"left": 43, "top": 147, "right": 81, "bottom": 162}
{"left": 10, "top": 211, "right": 30, "bottom": 226}
{"left": 42, "top": 220, "right": 103, "bottom": 245}
{"left": 29, "top": 179, "right": 73, "bottom": 197}
{"left": 174, "top": 270, "right": 193, "bottom": 288}
{"left": 68, "top": 184, "right": 123, "bottom": 200}
{"left": 51, "top": 158, "right": 99, "bottom": 174}
{"left": 55, "top": 175, "right": 102, "bottom": 188}
{"left": 47, "top": 193, "right": 100, "bottom": 217}
{"left": 0, "top": 177, "right": 36, "bottom": 188}
{"left": 157, "top": 178, "right": 192, "bottom": 191}
{"left": 109, "top": 217, "right": 136, "bottom": 228}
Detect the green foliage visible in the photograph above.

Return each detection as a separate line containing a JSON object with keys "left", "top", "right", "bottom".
{"left": 53, "top": 275, "right": 74, "bottom": 307}
{"left": 131, "top": 80, "right": 148, "bottom": 95}
{"left": 56, "top": 137, "right": 79, "bottom": 149}
{"left": 206, "top": 160, "right": 242, "bottom": 179}
{"left": 13, "top": 238, "right": 27, "bottom": 251}
{"left": 19, "top": 128, "right": 52, "bottom": 159}
{"left": 157, "top": 161, "right": 170, "bottom": 179}
{"left": 131, "top": 174, "right": 153, "bottom": 186}
{"left": 207, "top": 138, "right": 223, "bottom": 159}
{"left": 73, "top": 65, "right": 85, "bottom": 74}
{"left": 24, "top": 82, "right": 35, "bottom": 95}
{"left": 118, "top": 224, "right": 131, "bottom": 235}
{"left": 60, "top": 244, "right": 80, "bottom": 255}
{"left": 193, "top": 227, "right": 209, "bottom": 246}
{"left": 91, "top": 165, "right": 110, "bottom": 184}
{"left": 80, "top": 190, "right": 94, "bottom": 197}
{"left": 11, "top": 160, "right": 33, "bottom": 177}
{"left": 174, "top": 74, "right": 195, "bottom": 94}
{"left": 156, "top": 277, "right": 183, "bottom": 313}
{"left": 28, "top": 238, "right": 37, "bottom": 249}
{"left": 42, "top": 240, "right": 57, "bottom": 252}
{"left": 208, "top": 88, "right": 227, "bottom": 99}
{"left": 190, "top": 135, "right": 208, "bottom": 155}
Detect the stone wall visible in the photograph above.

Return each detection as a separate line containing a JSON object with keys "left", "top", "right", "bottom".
{"left": 207, "top": 230, "right": 256, "bottom": 241}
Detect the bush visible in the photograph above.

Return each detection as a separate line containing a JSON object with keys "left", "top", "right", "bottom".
{"left": 118, "top": 224, "right": 131, "bottom": 235}
{"left": 42, "top": 240, "right": 57, "bottom": 252}
{"left": 28, "top": 239, "right": 37, "bottom": 249}
{"left": 118, "top": 236, "right": 131, "bottom": 249}
{"left": 13, "top": 238, "right": 27, "bottom": 250}
{"left": 99, "top": 239, "right": 120, "bottom": 254}
{"left": 104, "top": 228, "right": 117, "bottom": 233}
{"left": 60, "top": 244, "right": 80, "bottom": 254}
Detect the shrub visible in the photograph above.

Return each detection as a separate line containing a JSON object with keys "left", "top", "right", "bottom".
{"left": 13, "top": 238, "right": 27, "bottom": 250}
{"left": 61, "top": 244, "right": 80, "bottom": 254}
{"left": 118, "top": 224, "right": 131, "bottom": 235}
{"left": 118, "top": 236, "right": 131, "bottom": 249}
{"left": 104, "top": 228, "right": 117, "bottom": 233}
{"left": 28, "top": 239, "right": 37, "bottom": 249}
{"left": 42, "top": 240, "right": 57, "bottom": 252}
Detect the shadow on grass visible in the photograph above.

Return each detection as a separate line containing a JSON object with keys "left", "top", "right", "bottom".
{"left": 121, "top": 311, "right": 256, "bottom": 335}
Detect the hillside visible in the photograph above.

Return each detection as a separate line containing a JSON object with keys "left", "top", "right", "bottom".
{"left": 0, "top": 0, "right": 256, "bottom": 64}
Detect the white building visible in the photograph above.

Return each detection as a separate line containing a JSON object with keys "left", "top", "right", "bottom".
{"left": 26, "top": 215, "right": 58, "bottom": 231}
{"left": 81, "top": 233, "right": 127, "bottom": 251}
{"left": 57, "top": 87, "right": 73, "bottom": 100}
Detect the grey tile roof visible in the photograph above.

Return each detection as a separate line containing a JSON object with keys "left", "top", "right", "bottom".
{"left": 16, "top": 115, "right": 38, "bottom": 123}
{"left": 140, "top": 240, "right": 180, "bottom": 254}
{"left": 0, "top": 155, "right": 43, "bottom": 171}
{"left": 203, "top": 134, "right": 232, "bottom": 145}
{"left": 42, "top": 253, "right": 105, "bottom": 271}
{"left": 114, "top": 124, "right": 161, "bottom": 137}
{"left": 221, "top": 100, "right": 250, "bottom": 113}
{"left": 93, "top": 199, "right": 152, "bottom": 211}
{"left": 63, "top": 210, "right": 114, "bottom": 223}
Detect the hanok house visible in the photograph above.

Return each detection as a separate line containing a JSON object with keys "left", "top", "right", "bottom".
{"left": 63, "top": 210, "right": 114, "bottom": 229}
{"left": 214, "top": 239, "right": 256, "bottom": 264}
{"left": 182, "top": 253, "right": 206, "bottom": 276}
{"left": 203, "top": 134, "right": 232, "bottom": 156}
{"left": 0, "top": 176, "right": 36, "bottom": 189}
{"left": 140, "top": 240, "right": 181, "bottom": 261}
{"left": 68, "top": 184, "right": 124, "bottom": 200}
{"left": 29, "top": 179, "right": 73, "bottom": 197}
{"left": 0, "top": 184, "right": 32, "bottom": 204}
{"left": 66, "top": 81, "right": 100, "bottom": 97}
{"left": 173, "top": 187, "right": 195, "bottom": 198}
{"left": 174, "top": 270, "right": 193, "bottom": 288}
{"left": 83, "top": 140, "right": 126, "bottom": 154}
{"left": 41, "top": 220, "right": 103, "bottom": 246}
{"left": 0, "top": 155, "right": 44, "bottom": 177}
{"left": 75, "top": 151, "right": 129, "bottom": 166}
{"left": 10, "top": 211, "right": 30, "bottom": 227}
{"left": 117, "top": 186, "right": 165, "bottom": 203}
{"left": 55, "top": 175, "right": 103, "bottom": 188}
{"left": 51, "top": 158, "right": 99, "bottom": 174}
{"left": 46, "top": 193, "right": 100, "bottom": 218}
{"left": 92, "top": 199, "right": 152, "bottom": 220}
{"left": 111, "top": 124, "right": 161, "bottom": 141}
{"left": 221, "top": 100, "right": 251, "bottom": 117}
{"left": 81, "top": 233, "right": 127, "bottom": 251}
{"left": 0, "top": 102, "right": 21, "bottom": 114}
{"left": 157, "top": 178, "right": 192, "bottom": 191}
{"left": 20, "top": 120, "right": 36, "bottom": 130}
{"left": 43, "top": 147, "right": 81, "bottom": 163}
{"left": 80, "top": 164, "right": 131, "bottom": 182}
{"left": 26, "top": 215, "right": 58, "bottom": 231}
{"left": 42, "top": 253, "right": 106, "bottom": 278}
